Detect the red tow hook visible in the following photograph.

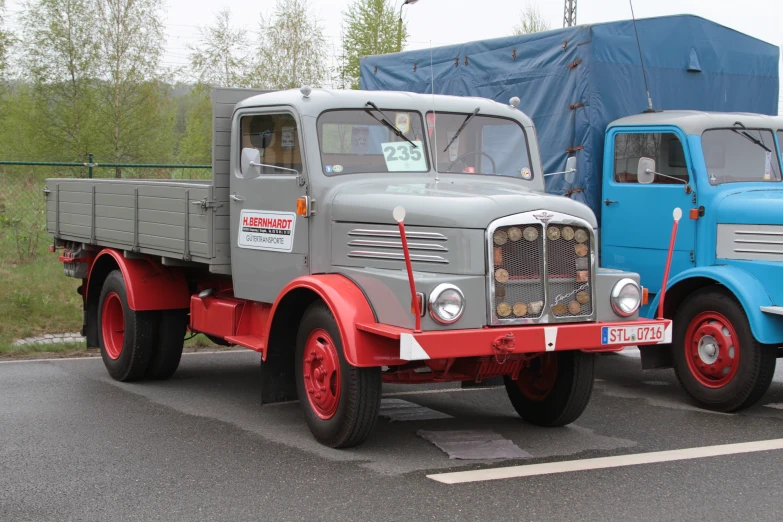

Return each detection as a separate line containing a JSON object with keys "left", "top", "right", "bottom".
{"left": 394, "top": 206, "right": 422, "bottom": 333}
{"left": 657, "top": 208, "right": 682, "bottom": 320}
{"left": 492, "top": 333, "right": 516, "bottom": 364}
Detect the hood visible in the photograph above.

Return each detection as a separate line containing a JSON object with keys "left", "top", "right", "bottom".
{"left": 715, "top": 188, "right": 783, "bottom": 225}
{"left": 328, "top": 178, "right": 597, "bottom": 229}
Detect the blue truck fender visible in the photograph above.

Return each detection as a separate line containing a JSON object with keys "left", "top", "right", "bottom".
{"left": 644, "top": 265, "right": 783, "bottom": 345}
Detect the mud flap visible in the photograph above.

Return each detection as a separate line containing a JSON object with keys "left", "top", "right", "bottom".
{"left": 260, "top": 351, "right": 298, "bottom": 404}
{"left": 640, "top": 344, "right": 673, "bottom": 370}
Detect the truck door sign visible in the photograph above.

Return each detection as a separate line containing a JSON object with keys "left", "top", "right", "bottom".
{"left": 238, "top": 210, "right": 296, "bottom": 252}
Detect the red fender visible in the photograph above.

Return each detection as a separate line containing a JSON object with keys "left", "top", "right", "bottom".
{"left": 270, "top": 275, "right": 402, "bottom": 367}
{"left": 88, "top": 249, "right": 190, "bottom": 311}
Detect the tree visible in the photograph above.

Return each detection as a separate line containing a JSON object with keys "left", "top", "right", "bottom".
{"left": 254, "top": 0, "right": 328, "bottom": 90}
{"left": 19, "top": 0, "right": 101, "bottom": 160}
{"left": 512, "top": 2, "right": 551, "bottom": 35}
{"left": 95, "top": 0, "right": 174, "bottom": 175}
{"left": 340, "top": 0, "right": 405, "bottom": 90}
{"left": 176, "top": 84, "right": 212, "bottom": 166}
{"left": 0, "top": 0, "right": 12, "bottom": 84}
{"left": 188, "top": 8, "right": 251, "bottom": 88}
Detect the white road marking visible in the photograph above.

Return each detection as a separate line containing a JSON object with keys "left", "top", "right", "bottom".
{"left": 0, "top": 349, "right": 249, "bottom": 365}
{"left": 427, "top": 438, "right": 783, "bottom": 484}
{"left": 763, "top": 403, "right": 783, "bottom": 410}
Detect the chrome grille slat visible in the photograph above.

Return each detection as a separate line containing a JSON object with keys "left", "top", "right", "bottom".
{"left": 717, "top": 224, "right": 783, "bottom": 261}
{"left": 348, "top": 229, "right": 448, "bottom": 241}
{"left": 347, "top": 250, "right": 448, "bottom": 264}
{"left": 347, "top": 239, "right": 448, "bottom": 251}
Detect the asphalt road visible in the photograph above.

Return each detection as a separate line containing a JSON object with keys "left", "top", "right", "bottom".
{"left": 2, "top": 349, "right": 783, "bottom": 521}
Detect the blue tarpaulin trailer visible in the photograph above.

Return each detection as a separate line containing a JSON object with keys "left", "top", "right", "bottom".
{"left": 360, "top": 15, "right": 780, "bottom": 221}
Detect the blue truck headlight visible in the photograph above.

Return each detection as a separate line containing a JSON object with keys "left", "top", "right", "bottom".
{"left": 611, "top": 278, "right": 641, "bottom": 317}
{"left": 429, "top": 284, "right": 465, "bottom": 324}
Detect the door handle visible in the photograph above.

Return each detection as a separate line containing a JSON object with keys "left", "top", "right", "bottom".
{"left": 604, "top": 199, "right": 618, "bottom": 206}
{"left": 230, "top": 193, "right": 245, "bottom": 202}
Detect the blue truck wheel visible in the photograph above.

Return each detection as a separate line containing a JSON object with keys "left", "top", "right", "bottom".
{"left": 672, "top": 287, "right": 776, "bottom": 412}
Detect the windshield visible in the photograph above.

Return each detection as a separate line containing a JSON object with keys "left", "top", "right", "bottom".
{"left": 427, "top": 112, "right": 533, "bottom": 179}
{"left": 702, "top": 128, "right": 782, "bottom": 185}
{"left": 317, "top": 109, "right": 429, "bottom": 174}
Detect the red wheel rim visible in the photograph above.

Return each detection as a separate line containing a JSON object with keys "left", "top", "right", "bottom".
{"left": 302, "top": 328, "right": 341, "bottom": 420}
{"left": 684, "top": 311, "right": 740, "bottom": 388}
{"left": 516, "top": 353, "right": 558, "bottom": 401}
{"left": 101, "top": 292, "right": 125, "bottom": 360}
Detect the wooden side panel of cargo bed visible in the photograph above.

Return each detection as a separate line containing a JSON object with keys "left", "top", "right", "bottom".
{"left": 45, "top": 179, "right": 214, "bottom": 264}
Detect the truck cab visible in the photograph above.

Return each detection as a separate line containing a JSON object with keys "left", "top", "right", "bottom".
{"left": 601, "top": 111, "right": 783, "bottom": 411}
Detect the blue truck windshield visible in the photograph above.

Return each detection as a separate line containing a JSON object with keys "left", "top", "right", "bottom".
{"left": 317, "top": 109, "right": 429, "bottom": 175}
{"left": 427, "top": 112, "right": 533, "bottom": 179}
{"left": 702, "top": 128, "right": 782, "bottom": 185}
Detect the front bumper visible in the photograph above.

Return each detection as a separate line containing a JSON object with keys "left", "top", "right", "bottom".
{"left": 358, "top": 319, "right": 672, "bottom": 362}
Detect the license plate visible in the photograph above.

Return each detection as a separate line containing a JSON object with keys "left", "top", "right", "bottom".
{"left": 601, "top": 324, "right": 665, "bottom": 345}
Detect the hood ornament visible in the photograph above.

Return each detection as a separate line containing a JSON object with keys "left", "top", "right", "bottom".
{"left": 533, "top": 211, "right": 554, "bottom": 224}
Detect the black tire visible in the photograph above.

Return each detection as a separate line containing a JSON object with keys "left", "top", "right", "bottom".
{"left": 672, "top": 287, "right": 776, "bottom": 412}
{"left": 295, "top": 301, "right": 381, "bottom": 448}
{"left": 145, "top": 310, "right": 187, "bottom": 380}
{"left": 97, "top": 270, "right": 155, "bottom": 382}
{"left": 504, "top": 351, "right": 595, "bottom": 427}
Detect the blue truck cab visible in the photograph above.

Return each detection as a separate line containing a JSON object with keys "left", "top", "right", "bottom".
{"left": 601, "top": 112, "right": 783, "bottom": 411}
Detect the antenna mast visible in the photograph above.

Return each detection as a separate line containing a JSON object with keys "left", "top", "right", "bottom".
{"left": 629, "top": 0, "right": 654, "bottom": 111}
{"left": 563, "top": 0, "right": 577, "bottom": 27}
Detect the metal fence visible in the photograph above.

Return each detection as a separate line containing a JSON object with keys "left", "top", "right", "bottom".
{"left": 0, "top": 156, "right": 211, "bottom": 262}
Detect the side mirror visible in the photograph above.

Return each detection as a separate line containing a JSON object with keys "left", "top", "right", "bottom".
{"left": 637, "top": 157, "right": 655, "bottom": 184}
{"left": 241, "top": 148, "right": 262, "bottom": 179}
{"left": 564, "top": 156, "right": 577, "bottom": 184}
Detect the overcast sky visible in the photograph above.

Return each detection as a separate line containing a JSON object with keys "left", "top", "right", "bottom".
{"left": 4, "top": 0, "right": 782, "bottom": 110}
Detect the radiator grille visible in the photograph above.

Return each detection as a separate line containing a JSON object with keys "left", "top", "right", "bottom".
{"left": 491, "top": 224, "right": 545, "bottom": 320}
{"left": 488, "top": 214, "right": 594, "bottom": 325}
{"left": 546, "top": 225, "right": 593, "bottom": 318}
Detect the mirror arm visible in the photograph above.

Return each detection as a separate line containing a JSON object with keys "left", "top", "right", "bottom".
{"left": 248, "top": 161, "right": 301, "bottom": 176}
{"left": 543, "top": 168, "right": 576, "bottom": 177}
{"left": 645, "top": 169, "right": 688, "bottom": 184}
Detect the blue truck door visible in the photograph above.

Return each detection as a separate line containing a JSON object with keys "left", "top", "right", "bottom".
{"left": 600, "top": 127, "right": 696, "bottom": 296}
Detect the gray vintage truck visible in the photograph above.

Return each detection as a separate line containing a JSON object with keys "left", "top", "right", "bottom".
{"left": 45, "top": 87, "right": 672, "bottom": 447}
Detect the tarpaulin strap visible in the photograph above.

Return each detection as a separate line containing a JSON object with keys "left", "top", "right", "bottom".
{"left": 567, "top": 59, "right": 582, "bottom": 69}
{"left": 569, "top": 102, "right": 584, "bottom": 110}
{"left": 566, "top": 146, "right": 584, "bottom": 153}
{"left": 565, "top": 188, "right": 584, "bottom": 196}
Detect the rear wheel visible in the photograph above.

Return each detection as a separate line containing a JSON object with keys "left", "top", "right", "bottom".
{"left": 504, "top": 351, "right": 594, "bottom": 426}
{"left": 98, "top": 270, "right": 155, "bottom": 382}
{"left": 672, "top": 287, "right": 776, "bottom": 412}
{"left": 295, "top": 302, "right": 381, "bottom": 448}
{"left": 145, "top": 310, "right": 187, "bottom": 380}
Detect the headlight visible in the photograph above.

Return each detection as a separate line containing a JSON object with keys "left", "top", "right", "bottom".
{"left": 429, "top": 284, "right": 465, "bottom": 324}
{"left": 610, "top": 278, "right": 641, "bottom": 317}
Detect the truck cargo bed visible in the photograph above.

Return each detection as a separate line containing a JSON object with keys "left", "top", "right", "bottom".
{"left": 45, "top": 178, "right": 231, "bottom": 272}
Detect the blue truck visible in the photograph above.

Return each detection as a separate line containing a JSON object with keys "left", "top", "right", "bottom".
{"left": 360, "top": 14, "right": 782, "bottom": 412}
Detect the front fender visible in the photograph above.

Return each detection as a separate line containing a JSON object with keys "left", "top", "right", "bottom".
{"left": 270, "top": 274, "right": 402, "bottom": 367}
{"left": 646, "top": 265, "right": 783, "bottom": 345}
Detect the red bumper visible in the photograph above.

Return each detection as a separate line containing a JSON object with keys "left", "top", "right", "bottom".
{"left": 357, "top": 319, "right": 672, "bottom": 362}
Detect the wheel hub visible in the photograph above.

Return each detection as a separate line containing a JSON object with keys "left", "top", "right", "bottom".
{"left": 515, "top": 353, "right": 558, "bottom": 401}
{"left": 302, "top": 328, "right": 341, "bottom": 420}
{"left": 101, "top": 292, "right": 125, "bottom": 360}
{"left": 685, "top": 312, "right": 739, "bottom": 389}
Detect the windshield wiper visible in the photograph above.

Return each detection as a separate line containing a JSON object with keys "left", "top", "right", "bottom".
{"left": 732, "top": 122, "right": 771, "bottom": 153}
{"left": 364, "top": 101, "right": 417, "bottom": 149}
{"left": 443, "top": 108, "right": 480, "bottom": 152}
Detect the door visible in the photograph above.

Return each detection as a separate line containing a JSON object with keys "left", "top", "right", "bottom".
{"left": 229, "top": 108, "right": 309, "bottom": 303}
{"left": 601, "top": 127, "right": 696, "bottom": 295}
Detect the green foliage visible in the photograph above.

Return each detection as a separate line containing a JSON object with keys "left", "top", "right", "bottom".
{"left": 340, "top": 0, "right": 406, "bottom": 90}
{"left": 512, "top": 2, "right": 551, "bottom": 35}
{"left": 187, "top": 8, "right": 251, "bottom": 88}
{"left": 254, "top": 0, "right": 329, "bottom": 90}
{"left": 177, "top": 84, "right": 212, "bottom": 165}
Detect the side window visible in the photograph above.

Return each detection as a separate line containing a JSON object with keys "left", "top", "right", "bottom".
{"left": 613, "top": 132, "right": 689, "bottom": 184}
{"left": 239, "top": 113, "right": 302, "bottom": 177}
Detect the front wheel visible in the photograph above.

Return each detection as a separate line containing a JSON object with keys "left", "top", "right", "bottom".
{"left": 295, "top": 302, "right": 381, "bottom": 448}
{"left": 504, "top": 351, "right": 595, "bottom": 427}
{"left": 672, "top": 287, "right": 776, "bottom": 412}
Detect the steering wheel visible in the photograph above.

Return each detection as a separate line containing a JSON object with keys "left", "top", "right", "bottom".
{"left": 445, "top": 151, "right": 497, "bottom": 174}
